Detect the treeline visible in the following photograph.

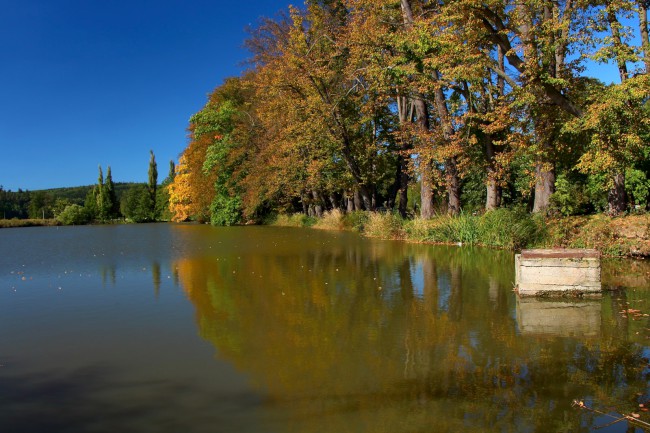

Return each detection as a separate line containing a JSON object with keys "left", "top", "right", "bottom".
{"left": 169, "top": 0, "right": 650, "bottom": 225}
{"left": 1, "top": 151, "right": 176, "bottom": 225}
{"left": 0, "top": 183, "right": 133, "bottom": 220}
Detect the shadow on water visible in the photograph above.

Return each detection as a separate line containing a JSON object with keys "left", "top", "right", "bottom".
{"left": 0, "top": 365, "right": 267, "bottom": 433}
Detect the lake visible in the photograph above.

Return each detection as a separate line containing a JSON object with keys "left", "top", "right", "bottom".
{"left": 1, "top": 223, "right": 650, "bottom": 432}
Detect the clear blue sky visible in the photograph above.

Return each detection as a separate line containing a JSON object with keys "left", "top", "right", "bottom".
{"left": 0, "top": 0, "right": 291, "bottom": 191}
{"left": 0, "top": 1, "right": 623, "bottom": 192}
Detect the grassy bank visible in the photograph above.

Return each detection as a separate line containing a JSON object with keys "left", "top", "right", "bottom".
{"left": 272, "top": 209, "right": 650, "bottom": 258}
{"left": 0, "top": 219, "right": 61, "bottom": 228}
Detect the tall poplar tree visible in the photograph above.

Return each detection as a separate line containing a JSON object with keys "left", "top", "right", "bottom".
{"left": 96, "top": 165, "right": 106, "bottom": 221}
{"left": 148, "top": 150, "right": 158, "bottom": 219}
{"left": 103, "top": 166, "right": 118, "bottom": 219}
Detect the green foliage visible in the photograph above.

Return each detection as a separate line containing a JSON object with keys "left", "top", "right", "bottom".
{"left": 402, "top": 208, "right": 547, "bottom": 249}
{"left": 626, "top": 168, "right": 650, "bottom": 209}
{"left": 210, "top": 194, "right": 243, "bottom": 226}
{"left": 56, "top": 204, "right": 90, "bottom": 225}
{"left": 28, "top": 191, "right": 52, "bottom": 219}
{"left": 102, "top": 166, "right": 119, "bottom": 220}
{"left": 84, "top": 187, "right": 98, "bottom": 221}
{"left": 190, "top": 99, "right": 238, "bottom": 141}
{"left": 155, "top": 185, "right": 172, "bottom": 221}
{"left": 477, "top": 208, "right": 547, "bottom": 249}
{"left": 148, "top": 150, "right": 158, "bottom": 218}
{"left": 121, "top": 184, "right": 154, "bottom": 223}
{"left": 549, "top": 173, "right": 589, "bottom": 216}
{"left": 427, "top": 212, "right": 480, "bottom": 245}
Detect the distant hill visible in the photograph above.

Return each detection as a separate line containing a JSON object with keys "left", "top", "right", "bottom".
{"left": 37, "top": 182, "right": 142, "bottom": 205}
{"left": 0, "top": 182, "right": 146, "bottom": 219}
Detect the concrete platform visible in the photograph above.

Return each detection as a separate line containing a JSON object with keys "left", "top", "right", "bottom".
{"left": 515, "top": 249, "right": 602, "bottom": 297}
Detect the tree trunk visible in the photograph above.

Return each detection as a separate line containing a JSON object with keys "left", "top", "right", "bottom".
{"left": 485, "top": 139, "right": 502, "bottom": 211}
{"left": 421, "top": 162, "right": 436, "bottom": 219}
{"left": 329, "top": 193, "right": 340, "bottom": 211}
{"left": 346, "top": 193, "right": 354, "bottom": 212}
{"left": 353, "top": 189, "right": 364, "bottom": 211}
{"left": 301, "top": 191, "right": 309, "bottom": 215}
{"left": 532, "top": 163, "right": 555, "bottom": 213}
{"left": 608, "top": 171, "right": 627, "bottom": 215}
{"left": 486, "top": 180, "right": 501, "bottom": 211}
{"left": 640, "top": 0, "right": 650, "bottom": 73}
{"left": 446, "top": 157, "right": 461, "bottom": 216}
{"left": 433, "top": 81, "right": 460, "bottom": 216}
{"left": 312, "top": 190, "right": 324, "bottom": 218}
{"left": 607, "top": 10, "right": 629, "bottom": 82}
{"left": 392, "top": 154, "right": 409, "bottom": 217}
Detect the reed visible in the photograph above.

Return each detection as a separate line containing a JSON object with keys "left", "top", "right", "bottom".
{"left": 362, "top": 212, "right": 405, "bottom": 240}
{"left": 272, "top": 213, "right": 316, "bottom": 227}
{"left": 312, "top": 209, "right": 345, "bottom": 230}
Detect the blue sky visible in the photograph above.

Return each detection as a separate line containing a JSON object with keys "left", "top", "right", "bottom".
{"left": 0, "top": 1, "right": 625, "bottom": 191}
{"left": 0, "top": 0, "right": 290, "bottom": 191}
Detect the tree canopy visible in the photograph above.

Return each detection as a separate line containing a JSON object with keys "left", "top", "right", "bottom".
{"left": 169, "top": 0, "right": 650, "bottom": 224}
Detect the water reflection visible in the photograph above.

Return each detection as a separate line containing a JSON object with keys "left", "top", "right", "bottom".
{"left": 516, "top": 298, "right": 601, "bottom": 337}
{"left": 170, "top": 226, "right": 650, "bottom": 433}
{"left": 2, "top": 224, "right": 650, "bottom": 432}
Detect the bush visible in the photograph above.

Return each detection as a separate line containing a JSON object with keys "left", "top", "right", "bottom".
{"left": 210, "top": 194, "right": 242, "bottom": 226}
{"left": 550, "top": 174, "right": 585, "bottom": 216}
{"left": 57, "top": 204, "right": 90, "bottom": 225}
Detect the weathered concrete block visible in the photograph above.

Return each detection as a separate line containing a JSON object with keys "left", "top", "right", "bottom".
{"left": 515, "top": 249, "right": 602, "bottom": 297}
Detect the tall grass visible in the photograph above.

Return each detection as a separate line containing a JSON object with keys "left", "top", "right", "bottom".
{"left": 272, "top": 208, "right": 546, "bottom": 248}
{"left": 313, "top": 209, "right": 345, "bottom": 230}
{"left": 272, "top": 213, "right": 316, "bottom": 227}
{"left": 0, "top": 218, "right": 60, "bottom": 228}
{"left": 268, "top": 208, "right": 647, "bottom": 256}
{"left": 404, "top": 208, "right": 547, "bottom": 248}
{"left": 362, "top": 212, "right": 405, "bottom": 239}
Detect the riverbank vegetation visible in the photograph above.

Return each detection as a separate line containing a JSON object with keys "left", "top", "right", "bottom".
{"left": 272, "top": 209, "right": 650, "bottom": 257}
{"left": 167, "top": 0, "right": 650, "bottom": 236}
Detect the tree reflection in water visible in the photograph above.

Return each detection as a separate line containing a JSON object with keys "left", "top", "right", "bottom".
{"left": 171, "top": 226, "right": 650, "bottom": 433}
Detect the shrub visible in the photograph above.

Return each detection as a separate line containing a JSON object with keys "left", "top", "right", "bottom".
{"left": 550, "top": 174, "right": 588, "bottom": 216}
{"left": 57, "top": 204, "right": 90, "bottom": 225}
{"left": 210, "top": 194, "right": 242, "bottom": 226}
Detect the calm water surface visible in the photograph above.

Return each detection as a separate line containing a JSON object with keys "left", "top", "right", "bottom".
{"left": 1, "top": 223, "right": 650, "bottom": 432}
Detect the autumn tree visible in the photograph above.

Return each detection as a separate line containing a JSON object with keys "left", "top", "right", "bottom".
{"left": 246, "top": 2, "right": 397, "bottom": 213}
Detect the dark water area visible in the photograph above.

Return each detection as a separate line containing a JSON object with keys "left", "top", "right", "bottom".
{"left": 1, "top": 223, "right": 650, "bottom": 432}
